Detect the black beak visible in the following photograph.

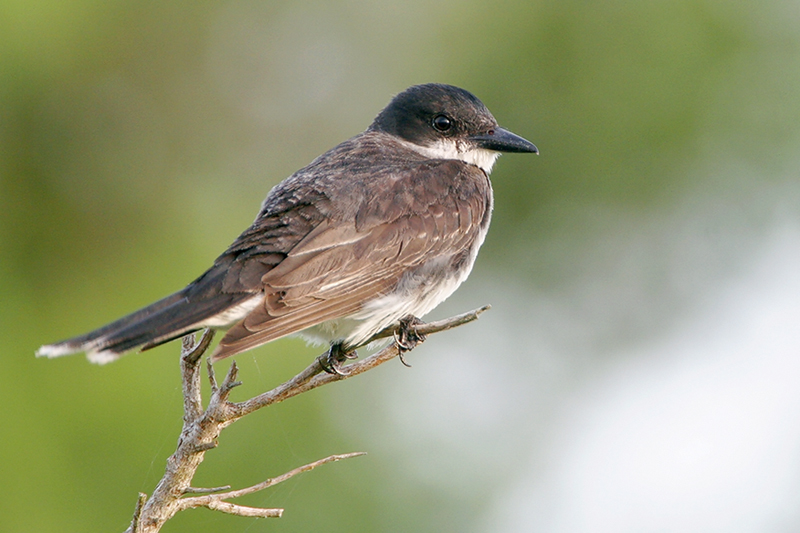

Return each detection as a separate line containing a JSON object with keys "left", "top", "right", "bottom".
{"left": 470, "top": 127, "right": 538, "bottom": 154}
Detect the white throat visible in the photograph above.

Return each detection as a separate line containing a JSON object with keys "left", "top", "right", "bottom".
{"left": 403, "top": 139, "right": 501, "bottom": 174}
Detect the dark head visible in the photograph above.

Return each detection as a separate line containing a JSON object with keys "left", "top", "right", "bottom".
{"left": 370, "top": 83, "right": 537, "bottom": 173}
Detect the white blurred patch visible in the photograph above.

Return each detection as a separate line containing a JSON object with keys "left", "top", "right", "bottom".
{"left": 486, "top": 221, "right": 800, "bottom": 533}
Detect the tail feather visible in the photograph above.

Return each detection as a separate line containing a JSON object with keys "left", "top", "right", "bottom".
{"left": 36, "top": 290, "right": 246, "bottom": 364}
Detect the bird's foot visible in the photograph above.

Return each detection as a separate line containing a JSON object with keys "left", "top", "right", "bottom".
{"left": 394, "top": 315, "right": 427, "bottom": 367}
{"left": 319, "top": 342, "right": 357, "bottom": 376}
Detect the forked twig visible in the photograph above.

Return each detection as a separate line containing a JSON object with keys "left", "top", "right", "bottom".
{"left": 125, "top": 306, "right": 490, "bottom": 532}
{"left": 176, "top": 452, "right": 366, "bottom": 517}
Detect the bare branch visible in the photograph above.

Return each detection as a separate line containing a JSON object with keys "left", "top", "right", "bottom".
{"left": 183, "top": 485, "right": 231, "bottom": 495}
{"left": 205, "top": 501, "right": 283, "bottom": 518}
{"left": 181, "top": 330, "right": 214, "bottom": 423}
{"left": 374, "top": 304, "right": 491, "bottom": 341}
{"left": 219, "top": 362, "right": 243, "bottom": 398}
{"left": 128, "top": 492, "right": 147, "bottom": 533}
{"left": 206, "top": 357, "right": 219, "bottom": 392}
{"left": 178, "top": 452, "right": 366, "bottom": 514}
{"left": 205, "top": 452, "right": 365, "bottom": 502}
{"left": 182, "top": 328, "right": 215, "bottom": 364}
{"left": 232, "top": 305, "right": 491, "bottom": 418}
{"left": 123, "top": 306, "right": 489, "bottom": 532}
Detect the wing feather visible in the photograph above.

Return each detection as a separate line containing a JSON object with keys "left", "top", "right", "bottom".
{"left": 211, "top": 158, "right": 490, "bottom": 361}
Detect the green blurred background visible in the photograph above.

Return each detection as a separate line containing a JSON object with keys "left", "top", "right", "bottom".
{"left": 3, "top": 1, "right": 800, "bottom": 531}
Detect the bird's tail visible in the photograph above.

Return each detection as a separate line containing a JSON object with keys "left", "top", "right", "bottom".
{"left": 36, "top": 290, "right": 241, "bottom": 364}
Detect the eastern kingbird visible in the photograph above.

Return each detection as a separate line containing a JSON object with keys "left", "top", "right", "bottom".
{"left": 37, "top": 83, "right": 537, "bottom": 368}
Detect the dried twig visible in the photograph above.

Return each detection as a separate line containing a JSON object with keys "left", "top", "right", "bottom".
{"left": 124, "top": 306, "right": 490, "bottom": 532}
{"left": 176, "top": 452, "right": 366, "bottom": 517}
{"left": 232, "top": 305, "right": 491, "bottom": 418}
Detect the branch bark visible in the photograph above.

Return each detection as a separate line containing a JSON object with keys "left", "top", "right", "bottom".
{"left": 125, "top": 305, "right": 490, "bottom": 532}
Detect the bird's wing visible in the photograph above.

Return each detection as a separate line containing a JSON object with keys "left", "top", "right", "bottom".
{"left": 211, "top": 159, "right": 490, "bottom": 360}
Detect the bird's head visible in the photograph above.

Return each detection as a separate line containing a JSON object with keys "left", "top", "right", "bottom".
{"left": 370, "top": 83, "right": 538, "bottom": 174}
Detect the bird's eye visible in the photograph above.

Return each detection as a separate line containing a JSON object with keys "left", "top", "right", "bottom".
{"left": 432, "top": 114, "right": 452, "bottom": 132}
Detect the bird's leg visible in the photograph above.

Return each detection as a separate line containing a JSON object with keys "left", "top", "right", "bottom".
{"left": 319, "top": 341, "right": 357, "bottom": 376}
{"left": 394, "top": 315, "right": 427, "bottom": 367}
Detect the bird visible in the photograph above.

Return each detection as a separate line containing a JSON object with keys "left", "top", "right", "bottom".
{"left": 36, "top": 83, "right": 537, "bottom": 371}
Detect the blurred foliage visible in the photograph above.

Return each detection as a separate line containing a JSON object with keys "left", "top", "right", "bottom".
{"left": 1, "top": 0, "right": 799, "bottom": 531}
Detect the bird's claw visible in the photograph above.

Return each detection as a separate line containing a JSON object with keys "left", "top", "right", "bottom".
{"left": 394, "top": 315, "right": 427, "bottom": 367}
{"left": 319, "top": 342, "right": 357, "bottom": 375}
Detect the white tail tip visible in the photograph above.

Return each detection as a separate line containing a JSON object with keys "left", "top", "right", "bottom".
{"left": 36, "top": 344, "right": 77, "bottom": 359}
